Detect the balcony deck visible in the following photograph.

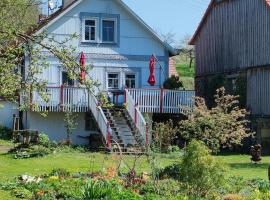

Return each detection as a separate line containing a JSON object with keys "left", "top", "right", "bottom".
{"left": 28, "top": 86, "right": 195, "bottom": 114}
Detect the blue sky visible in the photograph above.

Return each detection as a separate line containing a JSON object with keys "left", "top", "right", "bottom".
{"left": 43, "top": 0, "right": 210, "bottom": 42}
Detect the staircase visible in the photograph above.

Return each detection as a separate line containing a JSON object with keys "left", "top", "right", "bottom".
{"left": 102, "top": 107, "right": 145, "bottom": 152}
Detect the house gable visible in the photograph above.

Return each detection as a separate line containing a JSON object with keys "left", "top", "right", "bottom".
{"left": 39, "top": 0, "right": 175, "bottom": 56}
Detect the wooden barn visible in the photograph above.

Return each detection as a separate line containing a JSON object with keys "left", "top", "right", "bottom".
{"left": 190, "top": 0, "right": 270, "bottom": 154}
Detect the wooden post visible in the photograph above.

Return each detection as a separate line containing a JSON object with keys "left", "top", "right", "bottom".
{"left": 134, "top": 104, "right": 138, "bottom": 125}
{"left": 60, "top": 85, "right": 64, "bottom": 111}
{"left": 116, "top": 92, "right": 119, "bottom": 106}
{"left": 107, "top": 122, "right": 111, "bottom": 148}
{"left": 124, "top": 88, "right": 127, "bottom": 104}
{"left": 160, "top": 87, "right": 164, "bottom": 113}
{"left": 146, "top": 123, "right": 149, "bottom": 145}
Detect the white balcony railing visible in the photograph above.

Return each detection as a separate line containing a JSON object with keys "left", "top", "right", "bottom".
{"left": 127, "top": 88, "right": 195, "bottom": 114}
{"left": 31, "top": 86, "right": 89, "bottom": 112}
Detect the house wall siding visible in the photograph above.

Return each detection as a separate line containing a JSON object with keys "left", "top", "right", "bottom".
{"left": 28, "top": 112, "right": 97, "bottom": 145}
{"left": 0, "top": 101, "right": 19, "bottom": 129}
{"left": 195, "top": 0, "right": 270, "bottom": 76}
{"left": 32, "top": 0, "right": 169, "bottom": 90}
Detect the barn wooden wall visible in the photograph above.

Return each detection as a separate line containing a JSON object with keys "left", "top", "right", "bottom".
{"left": 247, "top": 68, "right": 270, "bottom": 116}
{"left": 195, "top": 0, "right": 270, "bottom": 76}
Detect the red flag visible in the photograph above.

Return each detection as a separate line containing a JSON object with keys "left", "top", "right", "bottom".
{"left": 80, "top": 52, "right": 86, "bottom": 83}
{"left": 147, "top": 55, "right": 156, "bottom": 86}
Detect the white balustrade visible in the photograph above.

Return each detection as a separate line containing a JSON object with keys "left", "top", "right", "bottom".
{"left": 128, "top": 88, "right": 195, "bottom": 114}
{"left": 125, "top": 89, "right": 148, "bottom": 145}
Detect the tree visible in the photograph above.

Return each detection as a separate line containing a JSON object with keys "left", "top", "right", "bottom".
{"left": 152, "top": 120, "right": 178, "bottom": 151}
{"left": 177, "top": 35, "right": 195, "bottom": 68}
{"left": 0, "top": 0, "right": 97, "bottom": 108}
{"left": 179, "top": 87, "right": 253, "bottom": 153}
{"left": 63, "top": 110, "right": 78, "bottom": 145}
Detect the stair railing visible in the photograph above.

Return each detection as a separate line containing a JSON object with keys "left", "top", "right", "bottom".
{"left": 124, "top": 89, "right": 148, "bottom": 145}
{"left": 88, "top": 91, "right": 111, "bottom": 148}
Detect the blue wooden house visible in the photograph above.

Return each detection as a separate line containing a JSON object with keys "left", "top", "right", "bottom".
{"left": 0, "top": 0, "right": 194, "bottom": 149}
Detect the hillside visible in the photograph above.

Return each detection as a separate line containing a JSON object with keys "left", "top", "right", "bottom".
{"left": 173, "top": 55, "right": 195, "bottom": 90}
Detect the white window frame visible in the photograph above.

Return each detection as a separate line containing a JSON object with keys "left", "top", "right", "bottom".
{"left": 101, "top": 18, "right": 117, "bottom": 43}
{"left": 107, "top": 73, "right": 120, "bottom": 90}
{"left": 125, "top": 73, "right": 137, "bottom": 88}
{"left": 82, "top": 18, "right": 99, "bottom": 42}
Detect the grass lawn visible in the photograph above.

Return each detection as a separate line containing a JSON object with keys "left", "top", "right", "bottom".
{"left": 175, "top": 63, "right": 195, "bottom": 90}
{"left": 0, "top": 146, "right": 269, "bottom": 199}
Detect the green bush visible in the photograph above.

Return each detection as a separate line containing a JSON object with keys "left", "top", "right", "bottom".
{"left": 180, "top": 140, "right": 227, "bottom": 197}
{"left": 39, "top": 133, "right": 50, "bottom": 147}
{"left": 49, "top": 168, "right": 71, "bottom": 178}
{"left": 0, "top": 125, "right": 12, "bottom": 140}
{"left": 158, "top": 164, "right": 181, "bottom": 180}
{"left": 81, "top": 179, "right": 113, "bottom": 200}
{"left": 163, "top": 75, "right": 183, "bottom": 90}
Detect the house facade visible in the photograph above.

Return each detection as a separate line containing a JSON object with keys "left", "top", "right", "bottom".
{"left": 190, "top": 0, "right": 270, "bottom": 153}
{"left": 0, "top": 0, "right": 195, "bottom": 149}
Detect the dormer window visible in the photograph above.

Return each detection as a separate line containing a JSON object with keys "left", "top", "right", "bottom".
{"left": 82, "top": 18, "right": 98, "bottom": 42}
{"left": 102, "top": 19, "right": 116, "bottom": 43}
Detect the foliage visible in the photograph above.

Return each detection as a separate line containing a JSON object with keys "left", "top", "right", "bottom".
{"left": 0, "top": 125, "right": 12, "bottom": 140}
{"left": 163, "top": 75, "right": 183, "bottom": 90}
{"left": 97, "top": 92, "right": 114, "bottom": 108}
{"left": 158, "top": 164, "right": 181, "bottom": 180}
{"left": 152, "top": 120, "right": 178, "bottom": 151}
{"left": 179, "top": 87, "right": 253, "bottom": 152}
{"left": 14, "top": 145, "right": 51, "bottom": 159}
{"left": 180, "top": 140, "right": 227, "bottom": 197}
{"left": 49, "top": 168, "right": 71, "bottom": 178}
{"left": 0, "top": 0, "right": 98, "bottom": 107}
{"left": 64, "top": 110, "right": 78, "bottom": 145}
{"left": 38, "top": 133, "right": 50, "bottom": 147}
{"left": 81, "top": 179, "right": 113, "bottom": 199}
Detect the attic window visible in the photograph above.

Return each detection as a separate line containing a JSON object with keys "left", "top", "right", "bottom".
{"left": 82, "top": 18, "right": 98, "bottom": 42}
{"left": 102, "top": 19, "right": 117, "bottom": 43}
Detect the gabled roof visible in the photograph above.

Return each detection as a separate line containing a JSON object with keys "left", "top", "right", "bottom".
{"left": 36, "top": 0, "right": 176, "bottom": 55}
{"left": 189, "top": 0, "right": 215, "bottom": 45}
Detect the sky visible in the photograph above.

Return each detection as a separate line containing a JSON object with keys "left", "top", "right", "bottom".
{"left": 42, "top": 0, "right": 211, "bottom": 43}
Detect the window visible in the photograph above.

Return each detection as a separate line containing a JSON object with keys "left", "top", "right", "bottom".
{"left": 125, "top": 74, "right": 136, "bottom": 88}
{"left": 62, "top": 71, "right": 74, "bottom": 86}
{"left": 108, "top": 73, "right": 119, "bottom": 89}
{"left": 102, "top": 19, "right": 116, "bottom": 43}
{"left": 83, "top": 18, "right": 98, "bottom": 42}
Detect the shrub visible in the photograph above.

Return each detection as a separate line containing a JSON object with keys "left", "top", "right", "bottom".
{"left": 81, "top": 179, "right": 113, "bottom": 200}
{"left": 0, "top": 125, "right": 12, "bottom": 140}
{"left": 152, "top": 120, "right": 178, "bottom": 151}
{"left": 180, "top": 140, "right": 227, "bottom": 197}
{"left": 179, "top": 87, "right": 253, "bottom": 153}
{"left": 163, "top": 75, "right": 183, "bottom": 90}
{"left": 158, "top": 164, "right": 181, "bottom": 180}
{"left": 49, "top": 168, "right": 71, "bottom": 178}
{"left": 39, "top": 133, "right": 50, "bottom": 147}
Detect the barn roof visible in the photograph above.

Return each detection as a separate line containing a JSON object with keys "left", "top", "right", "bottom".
{"left": 36, "top": 0, "right": 176, "bottom": 55}
{"left": 190, "top": 0, "right": 270, "bottom": 45}
{"left": 189, "top": 0, "right": 215, "bottom": 45}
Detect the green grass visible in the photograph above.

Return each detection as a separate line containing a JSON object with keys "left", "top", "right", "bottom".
{"left": 174, "top": 59, "right": 195, "bottom": 90}
{"left": 0, "top": 151, "right": 269, "bottom": 199}
{"left": 176, "top": 63, "right": 195, "bottom": 78}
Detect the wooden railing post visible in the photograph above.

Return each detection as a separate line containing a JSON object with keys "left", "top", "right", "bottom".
{"left": 107, "top": 122, "right": 111, "bottom": 148}
{"left": 160, "top": 87, "right": 164, "bottom": 113}
{"left": 134, "top": 103, "right": 138, "bottom": 125}
{"left": 124, "top": 88, "right": 127, "bottom": 104}
{"left": 60, "top": 85, "right": 64, "bottom": 111}
{"left": 146, "top": 123, "right": 149, "bottom": 145}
